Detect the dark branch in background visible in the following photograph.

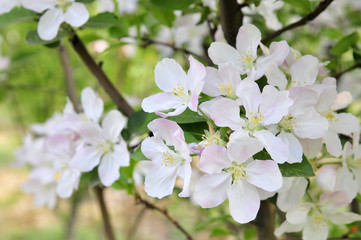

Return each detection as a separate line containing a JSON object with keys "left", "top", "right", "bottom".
{"left": 219, "top": 0, "right": 244, "bottom": 47}
{"left": 135, "top": 193, "right": 194, "bottom": 240}
{"left": 254, "top": 200, "right": 276, "bottom": 240}
{"left": 94, "top": 187, "right": 116, "bottom": 240}
{"left": 59, "top": 42, "right": 81, "bottom": 113}
{"left": 261, "top": 0, "right": 334, "bottom": 44}
{"left": 65, "top": 191, "right": 83, "bottom": 240}
{"left": 333, "top": 62, "right": 361, "bottom": 79}
{"left": 69, "top": 32, "right": 134, "bottom": 117}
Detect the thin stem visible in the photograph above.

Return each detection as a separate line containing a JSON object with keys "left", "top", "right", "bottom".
{"left": 59, "top": 41, "right": 81, "bottom": 113}
{"left": 68, "top": 31, "right": 134, "bottom": 117}
{"left": 261, "top": 0, "right": 334, "bottom": 44}
{"left": 197, "top": 106, "right": 217, "bottom": 129}
{"left": 135, "top": 192, "right": 194, "bottom": 240}
{"left": 333, "top": 62, "right": 361, "bottom": 79}
{"left": 94, "top": 187, "right": 116, "bottom": 240}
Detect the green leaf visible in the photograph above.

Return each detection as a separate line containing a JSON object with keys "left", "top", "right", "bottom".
{"left": 0, "top": 7, "right": 38, "bottom": 27}
{"left": 330, "top": 32, "right": 359, "bottom": 56}
{"left": 352, "top": 47, "right": 361, "bottom": 62}
{"left": 25, "top": 30, "right": 68, "bottom": 45}
{"left": 278, "top": 155, "right": 315, "bottom": 177}
{"left": 111, "top": 159, "right": 136, "bottom": 194}
{"left": 131, "top": 147, "right": 148, "bottom": 161}
{"left": 76, "top": 0, "right": 95, "bottom": 3}
{"left": 211, "top": 228, "right": 231, "bottom": 237}
{"left": 167, "top": 108, "right": 206, "bottom": 124}
{"left": 149, "top": 5, "right": 175, "bottom": 27}
{"left": 283, "top": 0, "right": 311, "bottom": 13}
{"left": 127, "top": 110, "right": 158, "bottom": 136}
{"left": 195, "top": 215, "right": 231, "bottom": 231}
{"left": 83, "top": 12, "right": 121, "bottom": 29}
{"left": 179, "top": 122, "right": 208, "bottom": 142}
{"left": 150, "top": 0, "right": 197, "bottom": 10}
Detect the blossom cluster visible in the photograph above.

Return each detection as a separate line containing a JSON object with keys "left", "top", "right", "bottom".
{"left": 15, "top": 87, "right": 129, "bottom": 208}
{"left": 140, "top": 24, "right": 361, "bottom": 239}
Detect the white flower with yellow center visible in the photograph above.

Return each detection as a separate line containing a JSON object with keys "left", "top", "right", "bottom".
{"left": 141, "top": 118, "right": 192, "bottom": 198}
{"left": 22, "top": 0, "right": 89, "bottom": 40}
{"left": 194, "top": 135, "right": 282, "bottom": 224}
{"left": 142, "top": 56, "right": 206, "bottom": 117}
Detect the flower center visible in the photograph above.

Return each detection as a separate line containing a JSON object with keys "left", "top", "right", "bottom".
{"left": 218, "top": 82, "right": 236, "bottom": 98}
{"left": 172, "top": 83, "right": 190, "bottom": 102}
{"left": 161, "top": 151, "right": 175, "bottom": 166}
{"left": 280, "top": 113, "right": 297, "bottom": 131}
{"left": 227, "top": 163, "right": 247, "bottom": 184}
{"left": 324, "top": 108, "right": 338, "bottom": 123}
{"left": 98, "top": 140, "right": 113, "bottom": 154}
{"left": 312, "top": 215, "right": 326, "bottom": 229}
{"left": 200, "top": 131, "right": 226, "bottom": 148}
{"left": 238, "top": 51, "right": 254, "bottom": 71}
{"left": 58, "top": 0, "right": 73, "bottom": 11}
{"left": 249, "top": 112, "right": 264, "bottom": 127}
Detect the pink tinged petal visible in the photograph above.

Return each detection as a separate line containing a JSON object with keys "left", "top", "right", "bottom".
{"left": 324, "top": 130, "right": 342, "bottom": 157}
{"left": 79, "top": 122, "right": 103, "bottom": 145}
{"left": 260, "top": 85, "right": 293, "bottom": 125}
{"left": 208, "top": 42, "right": 239, "bottom": 65}
{"left": 113, "top": 141, "right": 130, "bottom": 167}
{"left": 148, "top": 118, "right": 185, "bottom": 146}
{"left": 257, "top": 187, "right": 276, "bottom": 200}
{"left": 219, "top": 64, "right": 242, "bottom": 88}
{"left": 254, "top": 130, "right": 289, "bottom": 163}
{"left": 81, "top": 87, "right": 104, "bottom": 123}
{"left": 198, "top": 97, "right": 221, "bottom": 118}
{"left": 316, "top": 165, "right": 337, "bottom": 191}
{"left": 236, "top": 79, "right": 261, "bottom": 116}
{"left": 326, "top": 212, "right": 361, "bottom": 225}
{"left": 236, "top": 24, "right": 261, "bottom": 58}
{"left": 144, "top": 163, "right": 180, "bottom": 199}
{"left": 278, "top": 131, "right": 303, "bottom": 163}
{"left": 154, "top": 58, "right": 187, "bottom": 92}
{"left": 194, "top": 172, "right": 232, "bottom": 208}
{"left": 141, "top": 92, "right": 183, "bottom": 114}
{"left": 56, "top": 169, "right": 80, "bottom": 198}
{"left": 275, "top": 220, "right": 304, "bottom": 237}
{"left": 293, "top": 109, "right": 329, "bottom": 139}
{"left": 141, "top": 137, "right": 172, "bottom": 164}
{"left": 199, "top": 145, "right": 231, "bottom": 174}
{"left": 202, "top": 67, "right": 223, "bottom": 96}
{"left": 319, "top": 191, "right": 349, "bottom": 210}
{"left": 187, "top": 55, "right": 206, "bottom": 94}
{"left": 101, "top": 110, "right": 127, "bottom": 142}
{"left": 98, "top": 152, "right": 121, "bottom": 186}
{"left": 303, "top": 216, "right": 328, "bottom": 240}
{"left": 265, "top": 63, "right": 287, "bottom": 90}
{"left": 227, "top": 181, "right": 260, "bottom": 224}
{"left": 46, "top": 134, "right": 70, "bottom": 155}
{"left": 246, "top": 160, "right": 282, "bottom": 192}
{"left": 228, "top": 132, "right": 263, "bottom": 164}
{"left": 63, "top": 2, "right": 89, "bottom": 27}
{"left": 268, "top": 40, "right": 290, "bottom": 66}
{"left": 290, "top": 55, "right": 319, "bottom": 87}
{"left": 71, "top": 145, "right": 102, "bottom": 172}
{"left": 333, "top": 91, "right": 352, "bottom": 110}
{"left": 286, "top": 203, "right": 314, "bottom": 224}
{"left": 158, "top": 105, "right": 187, "bottom": 117}
{"left": 178, "top": 163, "right": 192, "bottom": 197}
{"left": 21, "top": 0, "right": 56, "bottom": 13}
{"left": 331, "top": 113, "right": 360, "bottom": 135}
{"left": 334, "top": 166, "right": 358, "bottom": 204}
{"left": 210, "top": 98, "right": 245, "bottom": 130}
{"left": 37, "top": 8, "right": 64, "bottom": 41}
{"left": 298, "top": 138, "right": 323, "bottom": 159}
{"left": 289, "top": 87, "right": 319, "bottom": 110}
{"left": 315, "top": 85, "right": 337, "bottom": 113}
{"left": 277, "top": 177, "right": 308, "bottom": 212}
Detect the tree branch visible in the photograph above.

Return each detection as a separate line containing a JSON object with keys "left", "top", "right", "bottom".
{"left": 219, "top": 0, "right": 244, "bottom": 47}
{"left": 69, "top": 32, "right": 134, "bottom": 117}
{"left": 254, "top": 200, "right": 276, "bottom": 240}
{"left": 135, "top": 193, "right": 194, "bottom": 240}
{"left": 261, "top": 0, "right": 334, "bottom": 44}
{"left": 59, "top": 42, "right": 81, "bottom": 113}
{"left": 94, "top": 187, "right": 116, "bottom": 240}
{"left": 333, "top": 62, "right": 361, "bottom": 79}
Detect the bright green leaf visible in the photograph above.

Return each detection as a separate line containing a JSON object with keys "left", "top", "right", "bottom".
{"left": 167, "top": 108, "right": 206, "bottom": 124}
{"left": 83, "top": 12, "right": 121, "bottom": 29}
{"left": 211, "top": 228, "right": 231, "bottom": 237}
{"left": 283, "top": 0, "right": 311, "bottom": 13}
{"left": 131, "top": 147, "right": 148, "bottom": 161}
{"left": 25, "top": 30, "right": 68, "bottom": 45}
{"left": 278, "top": 156, "right": 315, "bottom": 177}
{"left": 150, "top": 0, "right": 197, "bottom": 10}
{"left": 0, "top": 7, "right": 38, "bottom": 27}
{"left": 330, "top": 32, "right": 359, "bottom": 56}
{"left": 149, "top": 5, "right": 175, "bottom": 27}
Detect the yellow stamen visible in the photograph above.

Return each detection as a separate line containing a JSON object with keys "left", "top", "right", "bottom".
{"left": 325, "top": 108, "right": 338, "bottom": 123}
{"left": 172, "top": 83, "right": 185, "bottom": 97}
{"left": 227, "top": 164, "right": 247, "bottom": 184}
{"left": 280, "top": 113, "right": 298, "bottom": 130}
{"left": 218, "top": 82, "right": 234, "bottom": 97}
{"left": 161, "top": 151, "right": 175, "bottom": 166}
{"left": 249, "top": 112, "right": 264, "bottom": 126}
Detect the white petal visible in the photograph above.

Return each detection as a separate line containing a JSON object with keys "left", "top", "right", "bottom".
{"left": 254, "top": 130, "right": 289, "bottom": 163}
{"left": 275, "top": 220, "right": 304, "bottom": 237}
{"left": 278, "top": 131, "right": 303, "bottom": 163}
{"left": 286, "top": 203, "right": 314, "bottom": 225}
{"left": 81, "top": 87, "right": 104, "bottom": 123}
{"left": 331, "top": 113, "right": 360, "bottom": 135}
{"left": 333, "top": 91, "right": 352, "bottom": 110}
{"left": 56, "top": 169, "right": 80, "bottom": 198}
{"left": 326, "top": 212, "right": 361, "bottom": 224}
{"left": 277, "top": 177, "right": 308, "bottom": 212}
{"left": 227, "top": 181, "right": 260, "bottom": 224}
{"left": 154, "top": 58, "right": 187, "bottom": 92}
{"left": 303, "top": 215, "right": 328, "bottom": 240}
{"left": 246, "top": 160, "right": 282, "bottom": 191}
{"left": 141, "top": 92, "right": 184, "bottom": 114}
{"left": 37, "top": 8, "right": 64, "bottom": 41}
{"left": 319, "top": 191, "right": 349, "bottom": 210}
{"left": 141, "top": 137, "right": 172, "bottom": 164}
{"left": 265, "top": 63, "right": 287, "bottom": 90}
{"left": 194, "top": 172, "right": 232, "bottom": 208}
{"left": 268, "top": 40, "right": 290, "bottom": 66}
{"left": 324, "top": 129, "right": 342, "bottom": 157}
{"left": 98, "top": 152, "right": 121, "bottom": 186}
{"left": 334, "top": 167, "right": 358, "bottom": 204}
{"left": 202, "top": 67, "right": 223, "bottom": 96}
{"left": 79, "top": 122, "right": 103, "bottom": 145}
{"left": 101, "top": 110, "right": 127, "bottom": 142}
{"left": 178, "top": 162, "right": 192, "bottom": 197}
{"left": 236, "top": 79, "right": 261, "bottom": 117}
{"left": 316, "top": 165, "right": 337, "bottom": 192}
{"left": 236, "top": 24, "right": 261, "bottom": 58}
{"left": 21, "top": 0, "right": 56, "bottom": 13}
{"left": 187, "top": 55, "right": 206, "bottom": 94}
{"left": 208, "top": 42, "right": 239, "bottom": 65}
{"left": 298, "top": 138, "right": 323, "bottom": 159}
{"left": 199, "top": 145, "right": 231, "bottom": 174}
{"left": 293, "top": 108, "right": 329, "bottom": 139}
{"left": 64, "top": 2, "right": 89, "bottom": 27}
{"left": 228, "top": 132, "right": 264, "bottom": 164}
{"left": 71, "top": 145, "right": 102, "bottom": 172}
{"left": 210, "top": 98, "right": 244, "bottom": 130}
{"left": 290, "top": 55, "right": 319, "bottom": 87}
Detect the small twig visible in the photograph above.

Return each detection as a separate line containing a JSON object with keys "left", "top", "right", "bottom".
{"left": 261, "top": 0, "right": 334, "bottom": 44}
{"left": 126, "top": 205, "right": 147, "bottom": 240}
{"left": 333, "top": 62, "right": 361, "bottom": 79}
{"left": 58, "top": 42, "right": 81, "bottom": 113}
{"left": 94, "top": 187, "right": 116, "bottom": 240}
{"left": 69, "top": 31, "right": 134, "bottom": 117}
{"left": 219, "top": 0, "right": 244, "bottom": 47}
{"left": 135, "top": 192, "right": 194, "bottom": 240}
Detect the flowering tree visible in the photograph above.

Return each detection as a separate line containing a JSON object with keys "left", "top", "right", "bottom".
{"left": 2, "top": 0, "right": 361, "bottom": 239}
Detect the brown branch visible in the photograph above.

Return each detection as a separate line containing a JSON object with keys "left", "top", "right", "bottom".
{"left": 94, "top": 187, "right": 116, "bottom": 240}
{"left": 219, "top": 0, "right": 244, "bottom": 47}
{"left": 261, "top": 0, "right": 334, "bottom": 44}
{"left": 69, "top": 32, "right": 134, "bottom": 117}
{"left": 254, "top": 200, "right": 276, "bottom": 240}
{"left": 135, "top": 193, "right": 194, "bottom": 240}
{"left": 333, "top": 62, "right": 361, "bottom": 79}
{"left": 58, "top": 42, "right": 81, "bottom": 113}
